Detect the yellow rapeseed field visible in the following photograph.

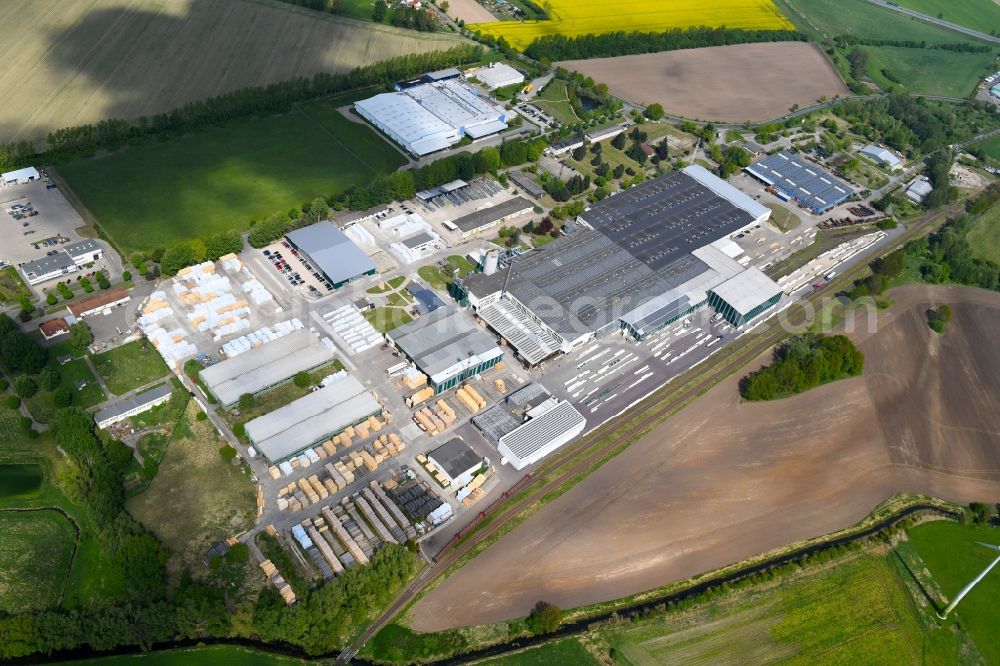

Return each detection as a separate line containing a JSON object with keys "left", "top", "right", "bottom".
{"left": 470, "top": 0, "right": 794, "bottom": 50}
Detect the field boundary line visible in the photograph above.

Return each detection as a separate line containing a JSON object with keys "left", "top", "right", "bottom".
{"left": 293, "top": 105, "right": 381, "bottom": 177}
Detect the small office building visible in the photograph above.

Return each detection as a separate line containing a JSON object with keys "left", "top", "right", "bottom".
{"left": 427, "top": 438, "right": 485, "bottom": 487}
{"left": 94, "top": 383, "right": 173, "bottom": 429}
{"left": 707, "top": 267, "right": 784, "bottom": 326}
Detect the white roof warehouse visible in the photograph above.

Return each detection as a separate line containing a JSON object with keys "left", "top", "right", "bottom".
{"left": 245, "top": 375, "right": 381, "bottom": 463}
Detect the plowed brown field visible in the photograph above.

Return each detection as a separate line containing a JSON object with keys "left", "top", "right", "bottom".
{"left": 0, "top": 0, "right": 465, "bottom": 143}
{"left": 559, "top": 42, "right": 849, "bottom": 123}
{"left": 409, "top": 284, "right": 1000, "bottom": 630}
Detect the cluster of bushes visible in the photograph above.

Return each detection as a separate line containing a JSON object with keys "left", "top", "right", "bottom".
{"left": 922, "top": 149, "right": 957, "bottom": 209}
{"left": 159, "top": 230, "right": 244, "bottom": 276}
{"left": 544, "top": 173, "right": 591, "bottom": 202}
{"left": 740, "top": 334, "right": 865, "bottom": 401}
{"left": 926, "top": 305, "right": 952, "bottom": 334}
{"left": 0, "top": 314, "right": 48, "bottom": 376}
{"left": 524, "top": 26, "right": 804, "bottom": 62}
{"left": 0, "top": 45, "right": 483, "bottom": 170}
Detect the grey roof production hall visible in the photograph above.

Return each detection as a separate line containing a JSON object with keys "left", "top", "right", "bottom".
{"left": 387, "top": 307, "right": 504, "bottom": 393}
{"left": 199, "top": 328, "right": 336, "bottom": 408}
{"left": 245, "top": 374, "right": 381, "bottom": 464}
{"left": 459, "top": 166, "right": 782, "bottom": 364}
{"left": 286, "top": 222, "right": 377, "bottom": 288}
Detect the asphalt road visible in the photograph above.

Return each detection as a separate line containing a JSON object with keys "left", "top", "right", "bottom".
{"left": 862, "top": 0, "right": 1000, "bottom": 45}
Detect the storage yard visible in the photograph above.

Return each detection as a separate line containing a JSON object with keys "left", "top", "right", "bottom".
{"left": 408, "top": 284, "right": 1000, "bottom": 630}
{"left": 559, "top": 42, "right": 849, "bottom": 123}
{"left": 0, "top": 0, "right": 467, "bottom": 143}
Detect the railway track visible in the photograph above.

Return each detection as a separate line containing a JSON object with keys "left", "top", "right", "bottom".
{"left": 337, "top": 203, "right": 960, "bottom": 663}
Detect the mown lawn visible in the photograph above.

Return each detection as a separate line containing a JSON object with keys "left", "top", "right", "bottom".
{"left": 25, "top": 356, "right": 105, "bottom": 424}
{"left": 479, "top": 639, "right": 598, "bottom": 665}
{"left": 363, "top": 306, "right": 413, "bottom": 333}
{"left": 0, "top": 509, "right": 76, "bottom": 613}
{"left": 91, "top": 340, "right": 171, "bottom": 395}
{"left": 777, "top": 0, "right": 995, "bottom": 96}
{"left": 0, "top": 404, "right": 127, "bottom": 607}
{"left": 599, "top": 555, "right": 942, "bottom": 665}
{"left": 966, "top": 200, "right": 1000, "bottom": 265}
{"left": 53, "top": 645, "right": 315, "bottom": 665}
{"left": 892, "top": 0, "right": 1000, "bottom": 33}
{"left": 57, "top": 101, "right": 404, "bottom": 254}
{"left": 532, "top": 80, "right": 580, "bottom": 125}
{"left": 908, "top": 521, "right": 1000, "bottom": 666}
{"left": 977, "top": 135, "right": 1000, "bottom": 161}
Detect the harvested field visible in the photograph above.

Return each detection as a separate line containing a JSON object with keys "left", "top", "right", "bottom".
{"left": 409, "top": 284, "right": 1000, "bottom": 630}
{"left": 559, "top": 42, "right": 849, "bottom": 123}
{"left": 445, "top": 0, "right": 497, "bottom": 24}
{"left": 0, "top": 0, "right": 465, "bottom": 143}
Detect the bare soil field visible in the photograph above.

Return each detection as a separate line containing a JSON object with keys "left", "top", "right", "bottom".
{"left": 0, "top": 0, "right": 465, "bottom": 143}
{"left": 558, "top": 42, "right": 849, "bottom": 123}
{"left": 409, "top": 284, "right": 1000, "bottom": 631}
{"left": 445, "top": 0, "right": 497, "bottom": 24}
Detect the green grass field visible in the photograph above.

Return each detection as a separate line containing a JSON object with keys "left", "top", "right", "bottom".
{"left": 893, "top": 0, "right": 1000, "bottom": 34}
{"left": 777, "top": 0, "right": 996, "bottom": 96}
{"left": 0, "top": 463, "right": 42, "bottom": 499}
{"left": 764, "top": 204, "right": 802, "bottom": 232}
{"left": 480, "top": 639, "right": 598, "bottom": 665}
{"left": 908, "top": 521, "right": 1000, "bottom": 665}
{"left": 57, "top": 98, "right": 406, "bottom": 254}
{"left": 0, "top": 403, "right": 128, "bottom": 608}
{"left": 976, "top": 134, "right": 1000, "bottom": 161}
{"left": 966, "top": 200, "right": 1000, "bottom": 265}
{"left": 25, "top": 356, "right": 105, "bottom": 424}
{"left": 53, "top": 645, "right": 315, "bottom": 665}
{"left": 532, "top": 80, "right": 580, "bottom": 125}
{"left": 363, "top": 306, "right": 413, "bottom": 333}
{"left": 596, "top": 554, "right": 949, "bottom": 665}
{"left": 0, "top": 266, "right": 31, "bottom": 305}
{"left": 0, "top": 509, "right": 76, "bottom": 613}
{"left": 90, "top": 340, "right": 171, "bottom": 396}
{"left": 865, "top": 46, "right": 993, "bottom": 97}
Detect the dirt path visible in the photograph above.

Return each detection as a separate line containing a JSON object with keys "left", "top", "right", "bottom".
{"left": 408, "top": 284, "right": 1000, "bottom": 631}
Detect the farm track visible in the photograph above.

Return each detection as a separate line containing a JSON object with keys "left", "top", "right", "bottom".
{"left": 337, "top": 202, "right": 962, "bottom": 661}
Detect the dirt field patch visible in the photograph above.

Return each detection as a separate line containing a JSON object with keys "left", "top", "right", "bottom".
{"left": 445, "top": 0, "right": 497, "bottom": 24}
{"left": 0, "top": 0, "right": 465, "bottom": 143}
{"left": 559, "top": 42, "right": 849, "bottom": 123}
{"left": 409, "top": 284, "right": 1000, "bottom": 630}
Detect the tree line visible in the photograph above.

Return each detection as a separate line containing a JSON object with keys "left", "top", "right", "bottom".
{"left": 523, "top": 26, "right": 804, "bottom": 62}
{"left": 0, "top": 45, "right": 484, "bottom": 171}
{"left": 740, "top": 334, "right": 865, "bottom": 401}
{"left": 834, "top": 34, "right": 994, "bottom": 53}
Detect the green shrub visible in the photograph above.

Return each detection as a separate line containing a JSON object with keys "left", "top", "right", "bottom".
{"left": 195, "top": 411, "right": 208, "bottom": 421}
{"left": 926, "top": 305, "right": 952, "bottom": 334}
{"left": 13, "top": 376, "right": 38, "bottom": 399}
{"left": 52, "top": 386, "right": 73, "bottom": 408}
{"left": 4, "top": 395, "right": 21, "bottom": 409}
{"left": 46, "top": 293, "right": 58, "bottom": 306}
{"left": 293, "top": 372, "right": 311, "bottom": 388}
{"left": 219, "top": 444, "right": 238, "bottom": 461}
{"left": 237, "top": 393, "right": 255, "bottom": 410}
{"left": 40, "top": 367, "right": 61, "bottom": 391}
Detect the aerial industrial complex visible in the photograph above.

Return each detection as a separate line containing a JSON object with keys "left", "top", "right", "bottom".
{"left": 459, "top": 166, "right": 782, "bottom": 365}
{"left": 355, "top": 76, "right": 514, "bottom": 156}
{"left": 744, "top": 151, "right": 854, "bottom": 214}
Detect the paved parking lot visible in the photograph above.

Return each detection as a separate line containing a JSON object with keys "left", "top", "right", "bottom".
{"left": 0, "top": 179, "right": 122, "bottom": 292}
